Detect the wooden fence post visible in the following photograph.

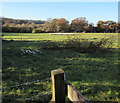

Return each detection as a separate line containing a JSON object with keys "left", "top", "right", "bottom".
{"left": 67, "top": 84, "right": 90, "bottom": 102}
{"left": 50, "top": 69, "right": 66, "bottom": 103}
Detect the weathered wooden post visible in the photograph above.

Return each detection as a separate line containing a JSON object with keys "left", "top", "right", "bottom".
{"left": 67, "top": 84, "right": 89, "bottom": 102}
{"left": 65, "top": 80, "right": 90, "bottom": 103}
{"left": 50, "top": 69, "right": 66, "bottom": 103}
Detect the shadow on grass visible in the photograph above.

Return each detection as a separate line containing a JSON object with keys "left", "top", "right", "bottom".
{"left": 2, "top": 40, "right": 119, "bottom": 102}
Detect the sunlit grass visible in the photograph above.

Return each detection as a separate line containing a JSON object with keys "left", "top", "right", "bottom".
{"left": 2, "top": 33, "right": 118, "bottom": 49}
{"left": 2, "top": 33, "right": 119, "bottom": 102}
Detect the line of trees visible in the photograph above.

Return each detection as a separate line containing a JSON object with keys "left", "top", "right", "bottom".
{"left": 1, "top": 17, "right": 120, "bottom": 33}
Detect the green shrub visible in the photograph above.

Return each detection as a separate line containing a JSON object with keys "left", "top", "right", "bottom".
{"left": 41, "top": 36, "right": 114, "bottom": 54}
{"left": 63, "top": 36, "right": 114, "bottom": 53}
{"left": 32, "top": 29, "right": 35, "bottom": 33}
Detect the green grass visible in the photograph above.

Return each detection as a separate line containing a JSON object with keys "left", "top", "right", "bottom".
{"left": 2, "top": 33, "right": 119, "bottom": 102}
{"left": 2, "top": 33, "right": 118, "bottom": 42}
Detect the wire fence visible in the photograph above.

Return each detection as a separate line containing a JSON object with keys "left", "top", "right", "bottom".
{"left": 3, "top": 77, "right": 51, "bottom": 90}
{"left": 3, "top": 77, "right": 52, "bottom": 102}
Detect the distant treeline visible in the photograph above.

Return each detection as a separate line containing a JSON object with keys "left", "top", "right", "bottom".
{"left": 1, "top": 17, "right": 120, "bottom": 33}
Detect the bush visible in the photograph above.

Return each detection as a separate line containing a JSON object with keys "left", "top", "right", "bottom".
{"left": 63, "top": 36, "right": 114, "bottom": 53}
{"left": 2, "top": 27, "right": 33, "bottom": 33}
{"left": 41, "top": 36, "right": 114, "bottom": 54}
{"left": 32, "top": 29, "right": 35, "bottom": 33}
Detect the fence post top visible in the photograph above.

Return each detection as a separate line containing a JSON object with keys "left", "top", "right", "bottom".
{"left": 51, "top": 69, "right": 64, "bottom": 75}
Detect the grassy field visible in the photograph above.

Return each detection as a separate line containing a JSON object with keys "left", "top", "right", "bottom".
{"left": 2, "top": 33, "right": 118, "bottom": 41}
{"left": 2, "top": 33, "right": 119, "bottom": 102}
